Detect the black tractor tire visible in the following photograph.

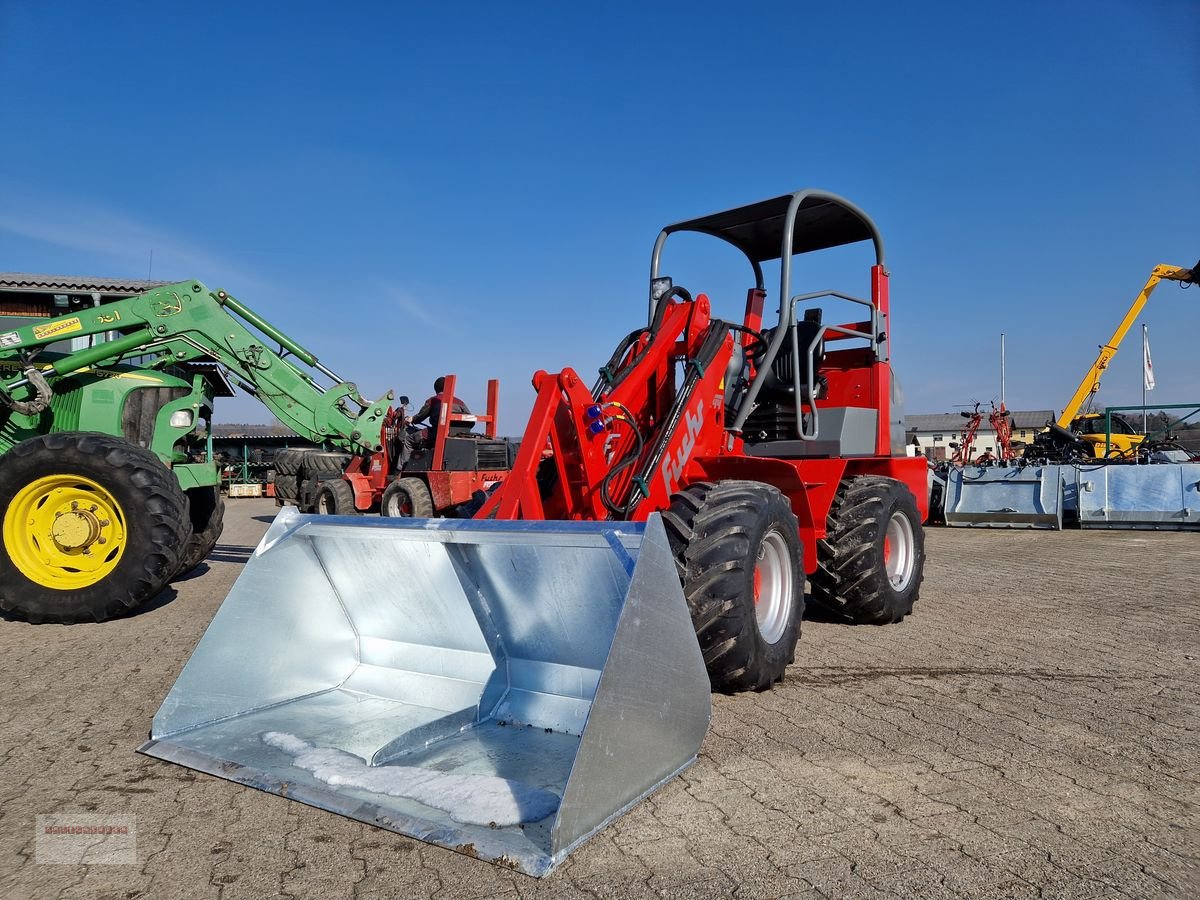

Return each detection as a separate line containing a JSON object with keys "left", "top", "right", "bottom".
{"left": 297, "top": 477, "right": 321, "bottom": 512}
{"left": 272, "top": 449, "right": 306, "bottom": 476}
{"left": 313, "top": 479, "right": 360, "bottom": 516}
{"left": 810, "top": 476, "right": 925, "bottom": 625}
{"left": 175, "top": 486, "right": 225, "bottom": 576}
{"left": 0, "top": 433, "right": 189, "bottom": 624}
{"left": 381, "top": 477, "right": 435, "bottom": 518}
{"left": 662, "top": 480, "right": 804, "bottom": 693}
{"left": 300, "top": 451, "right": 352, "bottom": 475}
{"left": 274, "top": 474, "right": 299, "bottom": 504}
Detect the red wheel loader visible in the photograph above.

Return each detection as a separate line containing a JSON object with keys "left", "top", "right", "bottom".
{"left": 479, "top": 188, "right": 929, "bottom": 690}
{"left": 141, "top": 189, "right": 927, "bottom": 876}
{"left": 275, "top": 374, "right": 512, "bottom": 518}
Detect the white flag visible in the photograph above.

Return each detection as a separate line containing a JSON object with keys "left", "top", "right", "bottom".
{"left": 1143, "top": 326, "right": 1155, "bottom": 391}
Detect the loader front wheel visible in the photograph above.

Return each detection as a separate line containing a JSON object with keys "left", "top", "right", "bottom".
{"left": 810, "top": 476, "right": 925, "bottom": 625}
{"left": 0, "top": 433, "right": 189, "bottom": 623}
{"left": 176, "top": 486, "right": 225, "bottom": 576}
{"left": 381, "top": 477, "right": 434, "bottom": 518}
{"left": 314, "top": 479, "right": 360, "bottom": 516}
{"left": 663, "top": 480, "right": 803, "bottom": 693}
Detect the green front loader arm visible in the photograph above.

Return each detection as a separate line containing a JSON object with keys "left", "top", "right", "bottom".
{"left": 0, "top": 281, "right": 392, "bottom": 453}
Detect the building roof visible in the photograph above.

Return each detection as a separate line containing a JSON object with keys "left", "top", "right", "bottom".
{"left": 211, "top": 423, "right": 304, "bottom": 439}
{"left": 0, "top": 273, "right": 167, "bottom": 295}
{"left": 906, "top": 409, "right": 1055, "bottom": 432}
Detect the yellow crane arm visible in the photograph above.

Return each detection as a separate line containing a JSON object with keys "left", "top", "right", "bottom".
{"left": 1056, "top": 263, "right": 1196, "bottom": 428}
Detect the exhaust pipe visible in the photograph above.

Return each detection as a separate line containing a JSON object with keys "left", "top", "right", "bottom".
{"left": 140, "top": 508, "right": 711, "bottom": 876}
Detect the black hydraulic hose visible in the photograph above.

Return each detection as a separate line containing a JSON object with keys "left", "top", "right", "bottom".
{"left": 622, "top": 321, "right": 730, "bottom": 517}
{"left": 650, "top": 286, "right": 692, "bottom": 335}
{"left": 599, "top": 414, "right": 646, "bottom": 518}
{"left": 593, "top": 327, "right": 649, "bottom": 398}
{"left": 606, "top": 286, "right": 696, "bottom": 396}
{"left": 725, "top": 322, "right": 767, "bottom": 357}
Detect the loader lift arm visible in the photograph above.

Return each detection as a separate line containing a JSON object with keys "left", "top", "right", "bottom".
{"left": 1056, "top": 262, "right": 1198, "bottom": 429}
{"left": 0, "top": 280, "right": 392, "bottom": 453}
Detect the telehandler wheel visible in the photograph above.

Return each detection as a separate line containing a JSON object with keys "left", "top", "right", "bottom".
{"left": 314, "top": 479, "right": 360, "bottom": 516}
{"left": 381, "top": 477, "right": 434, "bottom": 518}
{"left": 300, "top": 451, "right": 352, "bottom": 475}
{"left": 663, "top": 480, "right": 803, "bottom": 693}
{"left": 810, "top": 476, "right": 925, "bottom": 625}
{"left": 175, "top": 486, "right": 225, "bottom": 576}
{"left": 0, "top": 433, "right": 189, "bottom": 624}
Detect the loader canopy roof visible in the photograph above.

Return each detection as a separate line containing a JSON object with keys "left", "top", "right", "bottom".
{"left": 659, "top": 190, "right": 884, "bottom": 265}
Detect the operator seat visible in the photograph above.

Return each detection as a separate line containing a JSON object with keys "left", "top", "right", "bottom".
{"left": 755, "top": 307, "right": 827, "bottom": 404}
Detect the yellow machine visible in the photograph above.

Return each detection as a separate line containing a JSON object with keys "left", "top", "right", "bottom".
{"left": 1056, "top": 262, "right": 1197, "bottom": 458}
{"left": 1072, "top": 412, "right": 1146, "bottom": 458}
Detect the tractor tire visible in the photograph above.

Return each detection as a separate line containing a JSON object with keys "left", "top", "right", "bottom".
{"left": 175, "top": 486, "right": 225, "bottom": 576}
{"left": 274, "top": 474, "right": 299, "bottom": 504}
{"left": 313, "top": 479, "right": 360, "bottom": 516}
{"left": 810, "top": 476, "right": 925, "bottom": 625}
{"left": 272, "top": 449, "right": 306, "bottom": 476}
{"left": 0, "top": 433, "right": 189, "bottom": 624}
{"left": 381, "top": 477, "right": 435, "bottom": 518}
{"left": 662, "top": 480, "right": 804, "bottom": 693}
{"left": 300, "top": 451, "right": 352, "bottom": 475}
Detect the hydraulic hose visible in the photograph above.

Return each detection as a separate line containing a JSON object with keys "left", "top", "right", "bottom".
{"left": 599, "top": 411, "right": 646, "bottom": 518}
{"left": 2, "top": 367, "right": 53, "bottom": 416}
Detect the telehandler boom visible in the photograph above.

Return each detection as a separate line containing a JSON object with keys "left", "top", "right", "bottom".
{"left": 1034, "top": 261, "right": 1198, "bottom": 460}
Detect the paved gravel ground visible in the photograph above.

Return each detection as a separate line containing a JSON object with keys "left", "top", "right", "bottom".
{"left": 1, "top": 498, "right": 1196, "bottom": 900}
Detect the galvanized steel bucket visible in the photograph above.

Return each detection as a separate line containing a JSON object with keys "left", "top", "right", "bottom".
{"left": 1075, "top": 462, "right": 1200, "bottom": 529}
{"left": 139, "top": 509, "right": 711, "bottom": 876}
{"left": 943, "top": 464, "right": 1065, "bottom": 529}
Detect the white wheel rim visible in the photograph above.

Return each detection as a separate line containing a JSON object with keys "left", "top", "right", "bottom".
{"left": 384, "top": 491, "right": 411, "bottom": 517}
{"left": 884, "top": 510, "right": 916, "bottom": 591}
{"left": 754, "top": 529, "right": 793, "bottom": 645}
{"left": 318, "top": 494, "right": 334, "bottom": 514}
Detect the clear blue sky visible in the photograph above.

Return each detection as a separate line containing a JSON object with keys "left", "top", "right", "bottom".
{"left": 2, "top": 1, "right": 1197, "bottom": 429}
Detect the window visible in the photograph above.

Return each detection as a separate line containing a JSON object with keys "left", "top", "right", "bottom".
{"left": 933, "top": 433, "right": 944, "bottom": 441}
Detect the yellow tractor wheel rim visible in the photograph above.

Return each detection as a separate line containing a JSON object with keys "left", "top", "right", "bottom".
{"left": 2, "top": 474, "right": 128, "bottom": 590}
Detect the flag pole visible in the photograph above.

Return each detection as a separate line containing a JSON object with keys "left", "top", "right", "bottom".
{"left": 1142, "top": 324, "right": 1148, "bottom": 434}
{"left": 1000, "top": 332, "right": 1006, "bottom": 408}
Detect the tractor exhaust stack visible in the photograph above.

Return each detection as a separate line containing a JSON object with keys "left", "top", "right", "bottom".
{"left": 139, "top": 508, "right": 711, "bottom": 876}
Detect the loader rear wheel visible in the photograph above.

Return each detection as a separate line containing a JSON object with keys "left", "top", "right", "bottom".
{"left": 176, "top": 486, "right": 225, "bottom": 576}
{"left": 314, "top": 479, "right": 360, "bottom": 516}
{"left": 0, "top": 433, "right": 188, "bottom": 624}
{"left": 381, "top": 477, "right": 434, "bottom": 518}
{"left": 662, "top": 480, "right": 803, "bottom": 693}
{"left": 810, "top": 476, "right": 925, "bottom": 625}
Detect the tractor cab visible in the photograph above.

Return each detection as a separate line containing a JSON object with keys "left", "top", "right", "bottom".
{"left": 649, "top": 190, "right": 901, "bottom": 460}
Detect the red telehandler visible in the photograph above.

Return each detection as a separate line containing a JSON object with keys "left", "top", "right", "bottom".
{"left": 479, "top": 189, "right": 929, "bottom": 691}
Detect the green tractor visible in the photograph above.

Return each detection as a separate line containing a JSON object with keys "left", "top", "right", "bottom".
{"left": 0, "top": 280, "right": 391, "bottom": 623}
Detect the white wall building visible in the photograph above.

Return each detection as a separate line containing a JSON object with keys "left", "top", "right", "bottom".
{"left": 905, "top": 410, "right": 1055, "bottom": 461}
